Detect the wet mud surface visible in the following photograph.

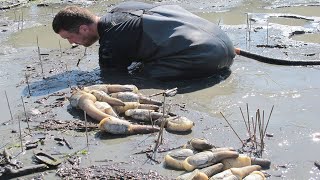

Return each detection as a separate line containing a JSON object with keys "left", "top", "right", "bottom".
{"left": 0, "top": 0, "right": 320, "bottom": 179}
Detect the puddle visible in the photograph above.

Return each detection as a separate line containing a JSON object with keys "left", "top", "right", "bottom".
{"left": 268, "top": 16, "right": 310, "bottom": 27}
{"left": 5, "top": 24, "right": 71, "bottom": 49}
{"left": 291, "top": 33, "right": 320, "bottom": 44}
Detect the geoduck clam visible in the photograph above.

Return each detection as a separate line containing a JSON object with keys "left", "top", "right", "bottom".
{"left": 89, "top": 90, "right": 125, "bottom": 106}
{"left": 184, "top": 138, "right": 216, "bottom": 151}
{"left": 83, "top": 84, "right": 138, "bottom": 94}
{"left": 183, "top": 150, "right": 239, "bottom": 171}
{"left": 164, "top": 149, "right": 194, "bottom": 170}
{"left": 125, "top": 109, "right": 194, "bottom": 132}
{"left": 69, "top": 90, "right": 111, "bottom": 122}
{"left": 98, "top": 116, "right": 160, "bottom": 135}
{"left": 176, "top": 163, "right": 224, "bottom": 180}
{"left": 125, "top": 109, "right": 165, "bottom": 121}
{"left": 111, "top": 91, "right": 162, "bottom": 106}
{"left": 113, "top": 102, "right": 160, "bottom": 114}
{"left": 243, "top": 171, "right": 266, "bottom": 180}
{"left": 209, "top": 165, "right": 262, "bottom": 180}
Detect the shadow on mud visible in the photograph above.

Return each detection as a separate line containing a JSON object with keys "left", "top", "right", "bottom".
{"left": 22, "top": 68, "right": 231, "bottom": 97}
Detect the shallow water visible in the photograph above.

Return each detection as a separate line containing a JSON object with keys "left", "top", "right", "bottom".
{"left": 0, "top": 0, "right": 320, "bottom": 179}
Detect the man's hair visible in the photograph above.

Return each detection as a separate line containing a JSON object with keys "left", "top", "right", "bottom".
{"left": 52, "top": 6, "right": 96, "bottom": 33}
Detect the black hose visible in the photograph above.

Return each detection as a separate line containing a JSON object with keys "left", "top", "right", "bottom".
{"left": 235, "top": 48, "right": 320, "bottom": 65}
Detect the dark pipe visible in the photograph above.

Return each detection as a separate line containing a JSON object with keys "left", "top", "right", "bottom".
{"left": 235, "top": 48, "right": 320, "bottom": 65}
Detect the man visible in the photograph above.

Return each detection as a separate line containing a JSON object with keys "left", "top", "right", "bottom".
{"left": 52, "top": 1, "right": 235, "bottom": 80}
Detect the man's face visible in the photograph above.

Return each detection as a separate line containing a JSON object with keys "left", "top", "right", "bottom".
{"left": 58, "top": 26, "right": 98, "bottom": 47}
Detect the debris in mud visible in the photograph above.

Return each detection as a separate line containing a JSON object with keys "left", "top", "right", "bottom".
{"left": 0, "top": 1, "right": 22, "bottom": 10}
{"left": 256, "top": 44, "right": 288, "bottom": 49}
{"left": 56, "top": 158, "right": 165, "bottom": 179}
{"left": 289, "top": 30, "right": 306, "bottom": 38}
{"left": 0, "top": 148, "right": 49, "bottom": 179}
{"left": 35, "top": 119, "right": 98, "bottom": 131}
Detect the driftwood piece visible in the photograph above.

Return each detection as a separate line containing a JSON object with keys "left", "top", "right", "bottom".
{"left": 0, "top": 2, "right": 21, "bottom": 10}
{"left": 3, "top": 164, "right": 48, "bottom": 178}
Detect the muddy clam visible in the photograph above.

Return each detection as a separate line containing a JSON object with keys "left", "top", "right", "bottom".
{"left": 69, "top": 84, "right": 196, "bottom": 135}
{"left": 168, "top": 138, "right": 270, "bottom": 180}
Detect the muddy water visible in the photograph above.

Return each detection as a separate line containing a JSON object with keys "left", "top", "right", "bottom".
{"left": 1, "top": 0, "right": 320, "bottom": 179}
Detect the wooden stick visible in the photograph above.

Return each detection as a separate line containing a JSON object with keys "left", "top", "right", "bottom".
{"left": 17, "top": 116, "right": 23, "bottom": 152}
{"left": 14, "top": 10, "right": 16, "bottom": 22}
{"left": 5, "top": 91, "right": 13, "bottom": 121}
{"left": 59, "top": 40, "right": 62, "bottom": 57}
{"left": 84, "top": 111, "right": 89, "bottom": 148}
{"left": 153, "top": 95, "right": 166, "bottom": 153}
{"left": 239, "top": 107, "right": 250, "bottom": 136}
{"left": 149, "top": 87, "right": 177, "bottom": 97}
{"left": 21, "top": 96, "right": 31, "bottom": 134}
{"left": 17, "top": 14, "right": 20, "bottom": 30}
{"left": 220, "top": 112, "right": 244, "bottom": 146}
{"left": 36, "top": 36, "right": 44, "bottom": 76}
{"left": 246, "top": 103, "right": 251, "bottom": 138}
{"left": 25, "top": 73, "right": 31, "bottom": 96}
{"left": 21, "top": 11, "right": 23, "bottom": 31}
{"left": 266, "top": 19, "right": 269, "bottom": 45}
{"left": 263, "top": 105, "right": 274, "bottom": 137}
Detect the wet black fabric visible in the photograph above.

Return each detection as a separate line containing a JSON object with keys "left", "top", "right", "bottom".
{"left": 97, "top": 1, "right": 235, "bottom": 80}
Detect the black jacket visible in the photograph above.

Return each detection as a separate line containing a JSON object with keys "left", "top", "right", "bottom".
{"left": 97, "top": 1, "right": 235, "bottom": 80}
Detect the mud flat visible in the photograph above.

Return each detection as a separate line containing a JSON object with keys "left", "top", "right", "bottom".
{"left": 1, "top": 0, "right": 320, "bottom": 179}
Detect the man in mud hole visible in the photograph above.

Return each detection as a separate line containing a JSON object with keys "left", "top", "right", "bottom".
{"left": 52, "top": 1, "right": 235, "bottom": 81}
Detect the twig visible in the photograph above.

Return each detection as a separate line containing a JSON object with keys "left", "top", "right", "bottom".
{"left": 65, "top": 64, "right": 71, "bottom": 89}
{"left": 239, "top": 107, "right": 249, "bottom": 136}
{"left": 63, "top": 137, "right": 73, "bottom": 149}
{"left": 220, "top": 112, "right": 244, "bottom": 146}
{"left": 14, "top": 10, "right": 17, "bottom": 22}
{"left": 146, "top": 152, "right": 161, "bottom": 164}
{"left": 134, "top": 145, "right": 184, "bottom": 155}
{"left": 17, "top": 116, "right": 23, "bottom": 152}
{"left": 59, "top": 40, "right": 62, "bottom": 57}
{"left": 36, "top": 36, "right": 44, "bottom": 76}
{"left": 21, "top": 11, "right": 23, "bottom": 31}
{"left": 17, "top": 14, "right": 20, "bottom": 30}
{"left": 153, "top": 95, "right": 167, "bottom": 153}
{"left": 5, "top": 91, "right": 14, "bottom": 121}
{"left": 84, "top": 111, "right": 89, "bottom": 148}
{"left": 25, "top": 73, "right": 31, "bottom": 96}
{"left": 263, "top": 105, "right": 274, "bottom": 138}
{"left": 246, "top": 13, "right": 248, "bottom": 48}
{"left": 246, "top": 103, "right": 251, "bottom": 138}
{"left": 76, "top": 48, "right": 87, "bottom": 67}
{"left": 149, "top": 87, "right": 178, "bottom": 97}
{"left": 20, "top": 96, "right": 31, "bottom": 134}
{"left": 266, "top": 19, "right": 269, "bottom": 45}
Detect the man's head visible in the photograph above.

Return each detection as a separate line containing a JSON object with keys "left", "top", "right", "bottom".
{"left": 52, "top": 6, "right": 100, "bottom": 47}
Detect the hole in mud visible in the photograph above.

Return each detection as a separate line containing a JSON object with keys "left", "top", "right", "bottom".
{"left": 291, "top": 33, "right": 320, "bottom": 44}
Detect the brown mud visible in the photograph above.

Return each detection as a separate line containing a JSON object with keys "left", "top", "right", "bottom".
{"left": 0, "top": 0, "right": 320, "bottom": 179}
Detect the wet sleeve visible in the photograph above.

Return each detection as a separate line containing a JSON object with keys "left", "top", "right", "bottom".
{"left": 98, "top": 40, "right": 116, "bottom": 69}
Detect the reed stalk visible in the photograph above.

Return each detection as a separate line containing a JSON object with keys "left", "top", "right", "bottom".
{"left": 220, "top": 112, "right": 244, "bottom": 146}
{"left": 36, "top": 36, "right": 44, "bottom": 76}
{"left": 21, "top": 96, "right": 31, "bottom": 134}
{"left": 84, "top": 111, "right": 89, "bottom": 148}
{"left": 25, "top": 73, "right": 31, "bottom": 96}
{"left": 17, "top": 116, "right": 23, "bottom": 152}
{"left": 4, "top": 91, "right": 13, "bottom": 121}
